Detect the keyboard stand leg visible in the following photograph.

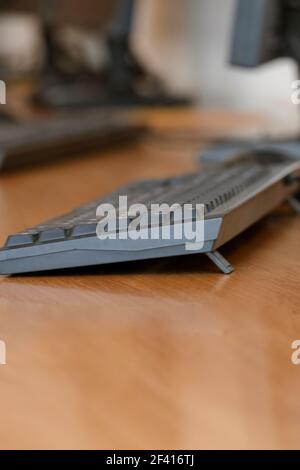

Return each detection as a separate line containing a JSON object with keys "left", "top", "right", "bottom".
{"left": 207, "top": 251, "right": 234, "bottom": 275}
{"left": 288, "top": 196, "right": 300, "bottom": 216}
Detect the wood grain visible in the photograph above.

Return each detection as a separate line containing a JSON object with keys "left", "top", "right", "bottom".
{"left": 0, "top": 108, "right": 299, "bottom": 450}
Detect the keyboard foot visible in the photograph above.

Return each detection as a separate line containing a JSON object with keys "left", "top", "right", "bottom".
{"left": 207, "top": 251, "right": 234, "bottom": 275}
{"left": 288, "top": 196, "right": 300, "bottom": 216}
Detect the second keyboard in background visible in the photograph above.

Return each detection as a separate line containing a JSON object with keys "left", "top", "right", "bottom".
{"left": 0, "top": 110, "right": 146, "bottom": 171}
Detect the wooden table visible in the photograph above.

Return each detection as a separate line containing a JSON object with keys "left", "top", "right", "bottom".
{"left": 0, "top": 109, "right": 299, "bottom": 450}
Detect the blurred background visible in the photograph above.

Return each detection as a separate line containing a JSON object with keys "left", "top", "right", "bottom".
{"left": 0, "top": 0, "right": 297, "bottom": 124}
{"left": 137, "top": 0, "right": 298, "bottom": 124}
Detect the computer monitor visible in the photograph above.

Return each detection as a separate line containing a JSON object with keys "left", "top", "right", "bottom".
{"left": 231, "top": 0, "right": 300, "bottom": 67}
{"left": 200, "top": 1, "right": 300, "bottom": 167}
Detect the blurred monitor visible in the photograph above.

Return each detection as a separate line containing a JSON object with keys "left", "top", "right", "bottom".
{"left": 231, "top": 0, "right": 300, "bottom": 67}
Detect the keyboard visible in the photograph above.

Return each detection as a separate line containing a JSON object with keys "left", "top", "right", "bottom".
{"left": 0, "top": 110, "right": 145, "bottom": 170}
{"left": 0, "top": 153, "right": 300, "bottom": 275}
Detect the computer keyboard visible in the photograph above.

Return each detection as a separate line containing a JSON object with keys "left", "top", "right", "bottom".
{"left": 0, "top": 110, "right": 145, "bottom": 170}
{"left": 0, "top": 153, "right": 300, "bottom": 275}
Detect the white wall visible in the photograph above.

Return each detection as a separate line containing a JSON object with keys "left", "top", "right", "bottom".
{"left": 134, "top": 0, "right": 298, "bottom": 125}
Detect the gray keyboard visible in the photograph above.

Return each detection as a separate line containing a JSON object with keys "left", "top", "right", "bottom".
{"left": 0, "top": 110, "right": 144, "bottom": 170}
{"left": 0, "top": 153, "right": 300, "bottom": 275}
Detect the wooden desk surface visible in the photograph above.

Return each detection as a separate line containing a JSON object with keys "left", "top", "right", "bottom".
{"left": 0, "top": 109, "right": 299, "bottom": 450}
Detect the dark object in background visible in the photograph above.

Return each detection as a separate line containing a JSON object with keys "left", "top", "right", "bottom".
{"left": 0, "top": 110, "right": 145, "bottom": 171}
{"left": 1, "top": 153, "right": 300, "bottom": 275}
{"left": 231, "top": 0, "right": 300, "bottom": 67}
{"left": 199, "top": 140, "right": 300, "bottom": 166}
{"left": 1, "top": 0, "right": 190, "bottom": 108}
{"left": 34, "top": 0, "right": 190, "bottom": 109}
{"left": 0, "top": 0, "right": 117, "bottom": 27}
{"left": 0, "top": 1, "right": 149, "bottom": 172}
